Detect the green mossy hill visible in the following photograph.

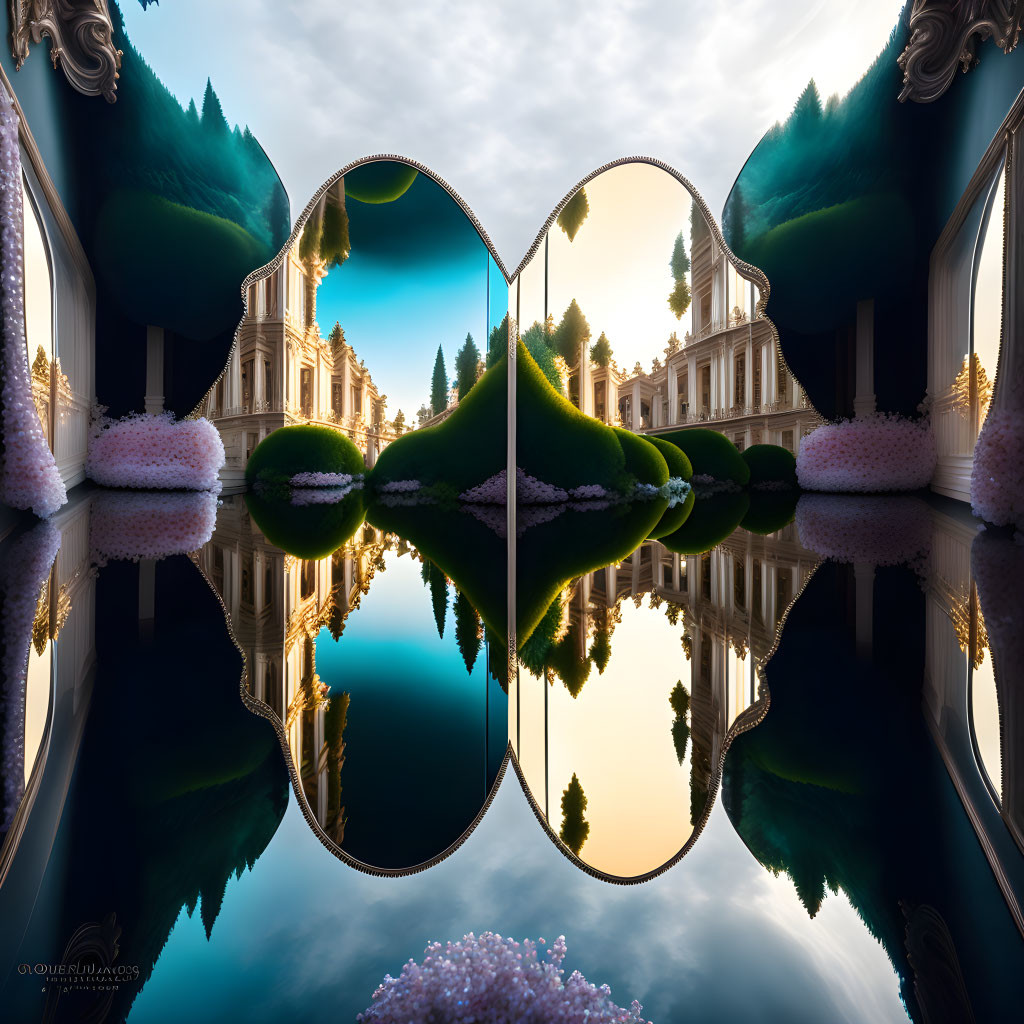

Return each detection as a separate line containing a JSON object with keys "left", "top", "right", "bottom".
{"left": 612, "top": 427, "right": 669, "bottom": 487}
{"left": 94, "top": 190, "right": 266, "bottom": 341}
{"left": 658, "top": 428, "right": 750, "bottom": 486}
{"left": 646, "top": 488, "right": 695, "bottom": 542}
{"left": 244, "top": 490, "right": 366, "bottom": 561}
{"left": 645, "top": 434, "right": 693, "bottom": 481}
{"left": 370, "top": 352, "right": 506, "bottom": 494}
{"left": 660, "top": 491, "right": 751, "bottom": 556}
{"left": 344, "top": 162, "right": 419, "bottom": 204}
{"left": 366, "top": 501, "right": 506, "bottom": 641}
{"left": 517, "top": 342, "right": 626, "bottom": 492}
{"left": 741, "top": 490, "right": 799, "bottom": 536}
{"left": 245, "top": 424, "right": 366, "bottom": 488}
{"left": 517, "top": 501, "right": 664, "bottom": 644}
{"left": 742, "top": 443, "right": 797, "bottom": 487}
{"left": 742, "top": 194, "right": 915, "bottom": 335}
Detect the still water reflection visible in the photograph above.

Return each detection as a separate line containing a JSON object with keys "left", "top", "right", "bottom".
{"left": 0, "top": 490, "right": 1021, "bottom": 1022}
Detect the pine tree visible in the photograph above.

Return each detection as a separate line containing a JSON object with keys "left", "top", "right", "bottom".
{"left": 554, "top": 299, "right": 591, "bottom": 365}
{"left": 200, "top": 78, "right": 229, "bottom": 137}
{"left": 668, "top": 277, "right": 692, "bottom": 319}
{"left": 430, "top": 345, "right": 448, "bottom": 415}
{"left": 669, "top": 681, "right": 690, "bottom": 765}
{"left": 428, "top": 562, "right": 448, "bottom": 639}
{"left": 454, "top": 591, "right": 483, "bottom": 674}
{"left": 559, "top": 773, "right": 590, "bottom": 855}
{"left": 589, "top": 331, "right": 613, "bottom": 367}
{"left": 557, "top": 187, "right": 590, "bottom": 242}
{"left": 392, "top": 409, "right": 406, "bottom": 434}
{"left": 789, "top": 79, "right": 823, "bottom": 134}
{"left": 522, "top": 322, "right": 562, "bottom": 391}
{"left": 723, "top": 184, "right": 748, "bottom": 254}
{"left": 486, "top": 313, "right": 510, "bottom": 369}
{"left": 455, "top": 332, "right": 481, "bottom": 401}
{"left": 185, "top": 97, "right": 200, "bottom": 127}
{"left": 670, "top": 231, "right": 690, "bottom": 280}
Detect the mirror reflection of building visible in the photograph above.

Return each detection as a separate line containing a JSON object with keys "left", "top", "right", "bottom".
{"left": 204, "top": 232, "right": 394, "bottom": 486}
{"left": 195, "top": 496, "right": 387, "bottom": 845}
{"left": 511, "top": 520, "right": 815, "bottom": 880}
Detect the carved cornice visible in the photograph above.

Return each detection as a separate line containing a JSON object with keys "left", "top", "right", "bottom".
{"left": 10, "top": 0, "right": 122, "bottom": 103}
{"left": 899, "top": 1, "right": 1024, "bottom": 103}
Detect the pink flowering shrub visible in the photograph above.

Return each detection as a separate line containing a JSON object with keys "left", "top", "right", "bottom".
{"left": 795, "top": 494, "right": 932, "bottom": 570}
{"left": 86, "top": 412, "right": 224, "bottom": 491}
{"left": 1, "top": 522, "right": 59, "bottom": 827}
{"left": 357, "top": 933, "right": 649, "bottom": 1024}
{"left": 796, "top": 413, "right": 936, "bottom": 492}
{"left": 0, "top": 98, "right": 65, "bottom": 518}
{"left": 89, "top": 491, "right": 218, "bottom": 565}
{"left": 971, "top": 407, "right": 1024, "bottom": 530}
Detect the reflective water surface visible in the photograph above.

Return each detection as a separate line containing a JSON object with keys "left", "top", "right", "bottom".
{"left": 1, "top": 489, "right": 1022, "bottom": 1022}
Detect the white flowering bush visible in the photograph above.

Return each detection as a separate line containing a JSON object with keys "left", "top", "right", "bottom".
{"left": 357, "top": 932, "right": 649, "bottom": 1023}
{"left": 795, "top": 494, "right": 932, "bottom": 570}
{"left": 86, "top": 411, "right": 224, "bottom": 491}
{"left": 89, "top": 491, "right": 218, "bottom": 565}
{"left": 0, "top": 98, "right": 65, "bottom": 517}
{"left": 971, "top": 406, "right": 1023, "bottom": 531}
{"left": 796, "top": 413, "right": 936, "bottom": 492}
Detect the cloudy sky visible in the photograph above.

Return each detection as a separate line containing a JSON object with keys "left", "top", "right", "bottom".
{"left": 120, "top": 0, "right": 904, "bottom": 270}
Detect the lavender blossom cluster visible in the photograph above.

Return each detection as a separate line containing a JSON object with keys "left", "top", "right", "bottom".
{"left": 0, "top": 96, "right": 66, "bottom": 518}
{"left": 290, "top": 481, "right": 362, "bottom": 506}
{"left": 971, "top": 405, "right": 1023, "bottom": 532}
{"left": 796, "top": 413, "right": 936, "bottom": 492}
{"left": 289, "top": 471, "right": 360, "bottom": 488}
{"left": 357, "top": 932, "right": 649, "bottom": 1023}
{"left": 1, "top": 522, "right": 59, "bottom": 828}
{"left": 86, "top": 411, "right": 225, "bottom": 491}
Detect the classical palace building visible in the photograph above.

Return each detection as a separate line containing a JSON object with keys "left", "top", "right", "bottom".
{"left": 574, "top": 220, "right": 820, "bottom": 453}
{"left": 203, "top": 237, "right": 394, "bottom": 487}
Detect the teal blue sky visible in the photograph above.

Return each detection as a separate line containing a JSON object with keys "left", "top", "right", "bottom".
{"left": 316, "top": 172, "right": 506, "bottom": 421}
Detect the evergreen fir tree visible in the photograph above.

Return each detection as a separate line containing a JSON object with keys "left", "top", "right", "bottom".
{"left": 429, "top": 563, "right": 448, "bottom": 639}
{"left": 430, "top": 345, "right": 448, "bottom": 415}
{"left": 455, "top": 332, "right": 481, "bottom": 401}
{"left": 670, "top": 231, "right": 691, "bottom": 280}
{"left": 557, "top": 187, "right": 590, "bottom": 242}
{"left": 559, "top": 773, "right": 590, "bottom": 855}
{"left": 200, "top": 78, "right": 230, "bottom": 136}
{"left": 589, "top": 331, "right": 613, "bottom": 367}
{"left": 669, "top": 681, "right": 691, "bottom": 765}
{"left": 185, "top": 97, "right": 200, "bottom": 127}
{"left": 554, "top": 299, "right": 591, "bottom": 365}
{"left": 521, "top": 322, "right": 563, "bottom": 391}
{"left": 486, "top": 313, "right": 510, "bottom": 368}
{"left": 454, "top": 590, "right": 483, "bottom": 674}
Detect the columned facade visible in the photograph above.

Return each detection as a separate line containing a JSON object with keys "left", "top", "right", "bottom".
{"left": 204, "top": 239, "right": 395, "bottom": 486}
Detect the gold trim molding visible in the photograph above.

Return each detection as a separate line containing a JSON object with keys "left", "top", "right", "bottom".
{"left": 10, "top": 0, "right": 122, "bottom": 103}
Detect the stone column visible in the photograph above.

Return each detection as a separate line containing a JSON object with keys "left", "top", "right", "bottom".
{"left": 668, "top": 364, "right": 678, "bottom": 425}
{"left": 760, "top": 343, "right": 769, "bottom": 411}
{"left": 580, "top": 347, "right": 593, "bottom": 417}
{"left": 854, "top": 298, "right": 876, "bottom": 417}
{"left": 854, "top": 563, "right": 874, "bottom": 659}
{"left": 745, "top": 328, "right": 754, "bottom": 411}
{"left": 687, "top": 354, "right": 697, "bottom": 417}
{"left": 632, "top": 381, "right": 642, "bottom": 429}
{"left": 144, "top": 325, "right": 164, "bottom": 414}
{"left": 710, "top": 357, "right": 719, "bottom": 416}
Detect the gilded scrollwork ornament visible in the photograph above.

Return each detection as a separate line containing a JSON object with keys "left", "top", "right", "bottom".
{"left": 9, "top": 0, "right": 122, "bottom": 102}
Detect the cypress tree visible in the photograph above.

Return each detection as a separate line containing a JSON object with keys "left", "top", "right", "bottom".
{"left": 454, "top": 590, "right": 483, "bottom": 673}
{"left": 430, "top": 345, "right": 448, "bottom": 415}
{"left": 670, "top": 231, "right": 690, "bottom": 280}
{"left": 486, "top": 313, "right": 510, "bottom": 368}
{"left": 554, "top": 299, "right": 590, "bottom": 365}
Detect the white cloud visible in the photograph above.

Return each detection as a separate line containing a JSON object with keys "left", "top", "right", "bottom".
{"left": 121, "top": 0, "right": 903, "bottom": 268}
